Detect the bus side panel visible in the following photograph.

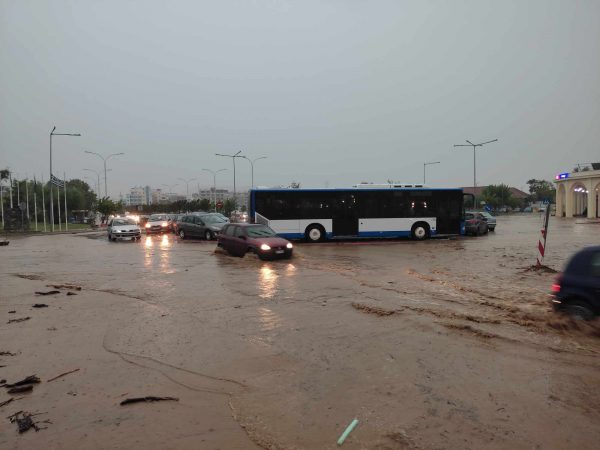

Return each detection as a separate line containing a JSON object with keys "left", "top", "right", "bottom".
{"left": 268, "top": 218, "right": 333, "bottom": 239}
{"left": 358, "top": 218, "right": 437, "bottom": 236}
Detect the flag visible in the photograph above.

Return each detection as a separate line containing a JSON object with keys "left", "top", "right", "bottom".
{"left": 50, "top": 174, "right": 64, "bottom": 188}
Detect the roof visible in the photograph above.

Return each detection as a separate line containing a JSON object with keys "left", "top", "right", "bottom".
{"left": 461, "top": 186, "right": 529, "bottom": 199}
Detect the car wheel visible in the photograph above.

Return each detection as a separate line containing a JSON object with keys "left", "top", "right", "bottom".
{"left": 411, "top": 222, "right": 429, "bottom": 241}
{"left": 108, "top": 234, "right": 113, "bottom": 241}
{"left": 489, "top": 226, "right": 495, "bottom": 232}
{"left": 179, "top": 229, "right": 186, "bottom": 239}
{"left": 305, "top": 224, "right": 325, "bottom": 242}
{"left": 205, "top": 230, "right": 214, "bottom": 241}
{"left": 563, "top": 300, "right": 595, "bottom": 321}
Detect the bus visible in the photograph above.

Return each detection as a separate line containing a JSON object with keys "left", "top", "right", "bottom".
{"left": 249, "top": 187, "right": 472, "bottom": 242}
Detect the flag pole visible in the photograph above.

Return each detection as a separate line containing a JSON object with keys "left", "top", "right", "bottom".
{"left": 25, "top": 178, "right": 30, "bottom": 220}
{"left": 41, "top": 176, "right": 47, "bottom": 232}
{"left": 34, "top": 177, "right": 38, "bottom": 231}
{"left": 57, "top": 182, "right": 62, "bottom": 231}
{"left": 64, "top": 172, "right": 68, "bottom": 231}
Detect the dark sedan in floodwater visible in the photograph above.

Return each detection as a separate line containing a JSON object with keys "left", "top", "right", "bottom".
{"left": 552, "top": 246, "right": 600, "bottom": 320}
{"left": 217, "top": 223, "right": 293, "bottom": 260}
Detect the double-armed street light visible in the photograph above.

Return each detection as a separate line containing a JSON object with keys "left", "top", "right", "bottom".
{"left": 202, "top": 168, "right": 227, "bottom": 211}
{"left": 240, "top": 155, "right": 267, "bottom": 189}
{"left": 84, "top": 150, "right": 124, "bottom": 198}
{"left": 215, "top": 151, "right": 243, "bottom": 208}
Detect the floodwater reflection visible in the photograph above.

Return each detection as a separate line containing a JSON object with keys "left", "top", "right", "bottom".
{"left": 259, "top": 265, "right": 278, "bottom": 299}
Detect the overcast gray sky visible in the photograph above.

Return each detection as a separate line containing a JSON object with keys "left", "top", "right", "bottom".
{"left": 1, "top": 0, "right": 599, "bottom": 197}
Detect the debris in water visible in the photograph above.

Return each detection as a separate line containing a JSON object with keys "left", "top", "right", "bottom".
{"left": 35, "top": 290, "right": 60, "bottom": 296}
{"left": 7, "top": 317, "right": 30, "bottom": 324}
{"left": 0, "top": 241, "right": 9, "bottom": 246}
{"left": 0, "top": 397, "right": 14, "bottom": 408}
{"left": 8, "top": 310, "right": 16, "bottom": 314}
{"left": 521, "top": 265, "right": 557, "bottom": 274}
{"left": 66, "top": 292, "right": 77, "bottom": 296}
{"left": 337, "top": 418, "right": 359, "bottom": 446}
{"left": 120, "top": 396, "right": 179, "bottom": 406}
{"left": 0, "top": 351, "right": 17, "bottom": 356}
{"left": 47, "top": 368, "right": 80, "bottom": 382}
{"left": 32, "top": 304, "right": 48, "bottom": 308}
{"left": 47, "top": 283, "right": 82, "bottom": 291}
{"left": 5, "top": 375, "right": 41, "bottom": 388}
{"left": 351, "top": 302, "right": 396, "bottom": 316}
{"left": 8, "top": 411, "right": 49, "bottom": 433}
{"left": 7, "top": 385, "right": 33, "bottom": 394}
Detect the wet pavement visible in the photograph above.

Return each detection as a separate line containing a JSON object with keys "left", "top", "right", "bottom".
{"left": 1, "top": 214, "right": 599, "bottom": 449}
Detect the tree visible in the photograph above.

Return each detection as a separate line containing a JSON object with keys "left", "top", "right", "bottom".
{"left": 526, "top": 179, "right": 556, "bottom": 202}
{"left": 481, "top": 184, "right": 519, "bottom": 210}
{"left": 96, "top": 197, "right": 119, "bottom": 223}
{"left": 199, "top": 198, "right": 211, "bottom": 211}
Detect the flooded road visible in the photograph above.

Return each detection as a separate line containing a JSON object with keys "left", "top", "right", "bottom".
{"left": 1, "top": 215, "right": 599, "bottom": 449}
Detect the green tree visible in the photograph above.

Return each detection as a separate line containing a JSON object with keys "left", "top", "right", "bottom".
{"left": 97, "top": 197, "right": 118, "bottom": 223}
{"left": 199, "top": 198, "right": 211, "bottom": 211}
{"left": 481, "top": 184, "right": 518, "bottom": 210}
{"left": 526, "top": 179, "right": 556, "bottom": 202}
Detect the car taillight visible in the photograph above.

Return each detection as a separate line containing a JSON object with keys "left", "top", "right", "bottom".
{"left": 467, "top": 219, "right": 477, "bottom": 224}
{"left": 551, "top": 274, "right": 562, "bottom": 293}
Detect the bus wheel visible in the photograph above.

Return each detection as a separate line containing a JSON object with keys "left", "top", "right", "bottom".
{"left": 411, "top": 223, "right": 429, "bottom": 241}
{"left": 305, "top": 224, "right": 325, "bottom": 242}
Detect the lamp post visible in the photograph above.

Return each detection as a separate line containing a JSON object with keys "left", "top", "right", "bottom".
{"left": 162, "top": 183, "right": 178, "bottom": 204}
{"left": 202, "top": 168, "right": 227, "bottom": 211}
{"left": 177, "top": 177, "right": 198, "bottom": 201}
{"left": 215, "top": 151, "right": 242, "bottom": 209}
{"left": 240, "top": 156, "right": 267, "bottom": 189}
{"left": 50, "top": 127, "right": 81, "bottom": 231}
{"left": 453, "top": 139, "right": 498, "bottom": 189}
{"left": 84, "top": 151, "right": 124, "bottom": 198}
{"left": 423, "top": 161, "right": 440, "bottom": 185}
{"left": 83, "top": 168, "right": 101, "bottom": 198}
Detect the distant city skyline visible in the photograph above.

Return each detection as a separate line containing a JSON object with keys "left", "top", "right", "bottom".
{"left": 2, "top": 1, "right": 599, "bottom": 197}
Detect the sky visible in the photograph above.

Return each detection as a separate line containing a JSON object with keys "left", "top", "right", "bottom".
{"left": 1, "top": 0, "right": 599, "bottom": 198}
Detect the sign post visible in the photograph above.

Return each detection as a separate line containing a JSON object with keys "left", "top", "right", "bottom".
{"left": 536, "top": 206, "right": 551, "bottom": 266}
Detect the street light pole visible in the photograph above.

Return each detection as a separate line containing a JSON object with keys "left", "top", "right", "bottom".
{"left": 453, "top": 139, "right": 498, "bottom": 189}
{"left": 50, "top": 127, "right": 81, "bottom": 231}
{"left": 202, "top": 168, "right": 227, "bottom": 211}
{"left": 162, "top": 183, "right": 179, "bottom": 204}
{"left": 83, "top": 168, "right": 101, "bottom": 199}
{"left": 84, "top": 151, "right": 124, "bottom": 198}
{"left": 423, "top": 161, "right": 440, "bottom": 185}
{"left": 240, "top": 156, "right": 267, "bottom": 189}
{"left": 215, "top": 151, "right": 242, "bottom": 209}
{"left": 177, "top": 177, "right": 198, "bottom": 201}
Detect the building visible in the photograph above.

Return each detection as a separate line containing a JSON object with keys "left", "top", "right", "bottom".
{"left": 124, "top": 186, "right": 148, "bottom": 207}
{"left": 192, "top": 188, "right": 229, "bottom": 203}
{"left": 554, "top": 164, "right": 600, "bottom": 218}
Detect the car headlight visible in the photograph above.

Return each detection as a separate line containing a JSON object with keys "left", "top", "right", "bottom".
{"left": 115, "top": 230, "right": 122, "bottom": 233}
{"left": 260, "top": 244, "right": 271, "bottom": 251}
{"left": 161, "top": 222, "right": 168, "bottom": 227}
{"left": 145, "top": 223, "right": 151, "bottom": 228}
{"left": 286, "top": 243, "right": 293, "bottom": 249}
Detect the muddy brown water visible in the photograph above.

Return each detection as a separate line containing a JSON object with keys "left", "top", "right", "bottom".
{"left": 0, "top": 215, "right": 599, "bottom": 449}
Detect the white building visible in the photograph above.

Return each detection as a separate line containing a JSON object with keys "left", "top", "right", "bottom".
{"left": 555, "top": 164, "right": 600, "bottom": 218}
{"left": 124, "top": 186, "right": 148, "bottom": 206}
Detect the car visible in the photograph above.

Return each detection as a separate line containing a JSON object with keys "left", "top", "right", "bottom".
{"left": 479, "top": 211, "right": 497, "bottom": 231}
{"left": 464, "top": 212, "right": 488, "bottom": 236}
{"left": 217, "top": 223, "right": 293, "bottom": 260}
{"left": 551, "top": 246, "right": 600, "bottom": 320}
{"left": 177, "top": 213, "right": 227, "bottom": 240}
{"left": 230, "top": 210, "right": 249, "bottom": 223}
{"left": 144, "top": 214, "right": 170, "bottom": 234}
{"left": 107, "top": 218, "right": 141, "bottom": 241}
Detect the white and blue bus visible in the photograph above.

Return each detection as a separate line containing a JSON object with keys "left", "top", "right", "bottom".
{"left": 249, "top": 186, "right": 472, "bottom": 242}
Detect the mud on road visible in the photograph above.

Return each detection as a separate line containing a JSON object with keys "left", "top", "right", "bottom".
{"left": 1, "top": 215, "right": 599, "bottom": 449}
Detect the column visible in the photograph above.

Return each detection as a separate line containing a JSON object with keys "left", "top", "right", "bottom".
{"left": 556, "top": 184, "right": 564, "bottom": 217}
{"left": 564, "top": 181, "right": 574, "bottom": 218}
{"left": 587, "top": 179, "right": 597, "bottom": 219}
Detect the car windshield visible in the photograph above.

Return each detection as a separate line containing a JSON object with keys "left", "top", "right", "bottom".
{"left": 204, "top": 214, "right": 227, "bottom": 224}
{"left": 149, "top": 214, "right": 168, "bottom": 221}
{"left": 465, "top": 213, "right": 474, "bottom": 220}
{"left": 246, "top": 225, "right": 277, "bottom": 237}
{"left": 112, "top": 219, "right": 136, "bottom": 226}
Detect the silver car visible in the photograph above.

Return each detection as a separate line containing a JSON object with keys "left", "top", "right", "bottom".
{"left": 107, "top": 218, "right": 142, "bottom": 241}
{"left": 480, "top": 211, "right": 497, "bottom": 231}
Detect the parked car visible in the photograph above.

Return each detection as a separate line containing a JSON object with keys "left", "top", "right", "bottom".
{"left": 551, "top": 246, "right": 600, "bottom": 320}
{"left": 107, "top": 218, "right": 141, "bottom": 241}
{"left": 479, "top": 211, "right": 497, "bottom": 231}
{"left": 230, "top": 210, "right": 249, "bottom": 223}
{"left": 144, "top": 214, "right": 170, "bottom": 234}
{"left": 217, "top": 223, "right": 293, "bottom": 260}
{"left": 464, "top": 212, "right": 489, "bottom": 236}
{"left": 177, "top": 213, "right": 227, "bottom": 240}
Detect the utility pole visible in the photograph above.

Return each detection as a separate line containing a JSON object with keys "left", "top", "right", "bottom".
{"left": 215, "top": 151, "right": 243, "bottom": 209}
{"left": 240, "top": 155, "right": 267, "bottom": 189}
{"left": 453, "top": 139, "right": 498, "bottom": 207}
{"left": 84, "top": 168, "right": 101, "bottom": 198}
{"left": 50, "top": 127, "right": 81, "bottom": 231}
{"left": 423, "top": 161, "right": 440, "bottom": 185}
{"left": 178, "top": 177, "right": 198, "bottom": 201}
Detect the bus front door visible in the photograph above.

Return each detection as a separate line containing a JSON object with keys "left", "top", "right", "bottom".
{"left": 332, "top": 194, "right": 359, "bottom": 237}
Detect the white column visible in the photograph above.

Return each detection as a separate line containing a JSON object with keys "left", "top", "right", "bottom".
{"left": 587, "top": 179, "right": 596, "bottom": 219}
{"left": 565, "top": 181, "right": 574, "bottom": 218}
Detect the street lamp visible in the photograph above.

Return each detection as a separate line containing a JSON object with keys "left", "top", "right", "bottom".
{"left": 215, "top": 151, "right": 243, "bottom": 208}
{"left": 50, "top": 126, "right": 81, "bottom": 231}
{"left": 162, "top": 183, "right": 178, "bottom": 203}
{"left": 453, "top": 139, "right": 498, "bottom": 189}
{"left": 83, "top": 168, "right": 101, "bottom": 198}
{"left": 84, "top": 151, "right": 124, "bottom": 198}
{"left": 177, "top": 177, "right": 198, "bottom": 201}
{"left": 423, "top": 161, "right": 440, "bottom": 185}
{"left": 240, "top": 156, "right": 267, "bottom": 189}
{"left": 202, "top": 168, "right": 227, "bottom": 212}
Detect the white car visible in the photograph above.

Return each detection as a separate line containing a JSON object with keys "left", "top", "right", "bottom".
{"left": 107, "top": 218, "right": 142, "bottom": 241}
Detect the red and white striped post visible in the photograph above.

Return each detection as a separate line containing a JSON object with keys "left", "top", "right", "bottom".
{"left": 536, "top": 206, "right": 551, "bottom": 266}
